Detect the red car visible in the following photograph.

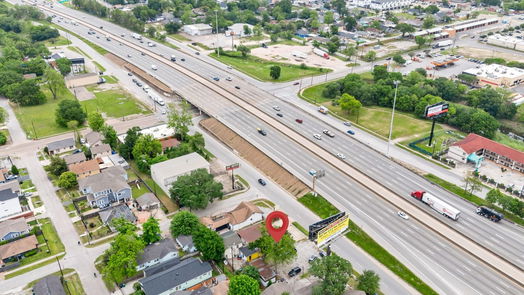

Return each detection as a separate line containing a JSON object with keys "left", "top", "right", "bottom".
{"left": 295, "top": 119, "right": 303, "bottom": 123}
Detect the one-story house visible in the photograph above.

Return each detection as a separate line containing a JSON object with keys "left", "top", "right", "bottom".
{"left": 0, "top": 218, "right": 30, "bottom": 242}
{"left": 90, "top": 143, "right": 112, "bottom": 159}
{"left": 137, "top": 238, "right": 178, "bottom": 271}
{"left": 0, "top": 235, "right": 38, "bottom": 263}
{"left": 136, "top": 193, "right": 160, "bottom": 211}
{"left": 68, "top": 159, "right": 100, "bottom": 179}
{"left": 46, "top": 138, "right": 75, "bottom": 155}
{"left": 176, "top": 235, "right": 197, "bottom": 253}
{"left": 200, "top": 202, "right": 263, "bottom": 232}
{"left": 63, "top": 152, "right": 86, "bottom": 166}
{"left": 33, "top": 275, "right": 67, "bottom": 295}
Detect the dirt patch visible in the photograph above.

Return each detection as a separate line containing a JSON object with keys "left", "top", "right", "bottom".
{"left": 456, "top": 46, "right": 524, "bottom": 62}
{"left": 105, "top": 53, "right": 173, "bottom": 94}
{"left": 251, "top": 44, "right": 347, "bottom": 70}
{"left": 200, "top": 118, "right": 309, "bottom": 197}
{"left": 73, "top": 86, "right": 95, "bottom": 101}
{"left": 360, "top": 40, "right": 417, "bottom": 58}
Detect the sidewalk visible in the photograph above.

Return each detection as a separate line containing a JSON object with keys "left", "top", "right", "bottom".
{"left": 3, "top": 252, "right": 65, "bottom": 277}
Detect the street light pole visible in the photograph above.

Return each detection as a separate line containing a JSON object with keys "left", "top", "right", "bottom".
{"left": 215, "top": 10, "right": 220, "bottom": 57}
{"left": 387, "top": 80, "right": 400, "bottom": 158}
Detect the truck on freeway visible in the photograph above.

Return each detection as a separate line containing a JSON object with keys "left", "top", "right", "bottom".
{"left": 411, "top": 191, "right": 461, "bottom": 220}
{"left": 318, "top": 106, "right": 328, "bottom": 114}
{"left": 476, "top": 206, "right": 503, "bottom": 222}
{"left": 132, "top": 33, "right": 142, "bottom": 40}
{"left": 432, "top": 40, "right": 453, "bottom": 48}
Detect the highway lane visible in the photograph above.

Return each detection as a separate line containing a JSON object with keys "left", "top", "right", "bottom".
{"left": 34, "top": 3, "right": 524, "bottom": 293}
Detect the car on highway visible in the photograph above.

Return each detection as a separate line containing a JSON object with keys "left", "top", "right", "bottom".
{"left": 141, "top": 52, "right": 145, "bottom": 56}
{"left": 235, "top": 86, "right": 240, "bottom": 89}
{"left": 322, "top": 129, "right": 335, "bottom": 138}
{"left": 195, "top": 52, "right": 200, "bottom": 55}
{"left": 258, "top": 178, "right": 267, "bottom": 186}
{"left": 226, "top": 77, "right": 232, "bottom": 81}
{"left": 397, "top": 211, "right": 409, "bottom": 220}
{"left": 213, "top": 77, "right": 220, "bottom": 81}
{"left": 347, "top": 130, "right": 355, "bottom": 135}
{"left": 336, "top": 153, "right": 346, "bottom": 159}
{"left": 308, "top": 169, "right": 317, "bottom": 176}
{"left": 276, "top": 113, "right": 283, "bottom": 117}
{"left": 127, "top": 54, "right": 132, "bottom": 58}
{"left": 313, "top": 134, "right": 322, "bottom": 140}
{"left": 151, "top": 65, "right": 158, "bottom": 71}
{"left": 227, "top": 66, "right": 232, "bottom": 69}
{"left": 181, "top": 58, "right": 185, "bottom": 61}
{"left": 257, "top": 128, "right": 267, "bottom": 136}
{"left": 272, "top": 106, "right": 281, "bottom": 111}
{"left": 288, "top": 267, "right": 301, "bottom": 277}
{"left": 293, "top": 82, "right": 300, "bottom": 85}
{"left": 128, "top": 72, "right": 133, "bottom": 76}
{"left": 295, "top": 119, "right": 303, "bottom": 123}
{"left": 343, "top": 121, "right": 352, "bottom": 126}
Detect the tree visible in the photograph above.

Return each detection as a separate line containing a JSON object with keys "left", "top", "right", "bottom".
{"left": 344, "top": 16, "right": 357, "bottom": 31}
{"left": 10, "top": 165, "right": 19, "bottom": 175}
{"left": 118, "top": 126, "right": 141, "bottom": 159}
{"left": 47, "top": 156, "right": 67, "bottom": 176}
{"left": 141, "top": 217, "right": 161, "bottom": 245}
{"left": 6, "top": 79, "right": 46, "bottom": 106}
{"left": 169, "top": 168, "right": 223, "bottom": 210}
{"left": 310, "top": 254, "right": 353, "bottom": 295}
{"left": 240, "top": 265, "right": 260, "bottom": 280}
{"left": 393, "top": 54, "right": 406, "bottom": 65}
{"left": 396, "top": 23, "right": 415, "bottom": 37}
{"left": 415, "top": 36, "right": 428, "bottom": 48}
{"left": 243, "top": 24, "right": 251, "bottom": 36}
{"left": 486, "top": 189, "right": 502, "bottom": 205}
{"left": 343, "top": 45, "right": 357, "bottom": 62}
{"left": 372, "top": 65, "right": 388, "bottom": 82}
{"left": 56, "top": 99, "right": 86, "bottom": 127}
{"left": 363, "top": 50, "right": 377, "bottom": 62}
{"left": 132, "top": 134, "right": 162, "bottom": 160}
{"left": 338, "top": 93, "right": 361, "bottom": 115}
{"left": 88, "top": 112, "right": 105, "bottom": 132}
{"left": 170, "top": 211, "right": 200, "bottom": 238}
{"left": 237, "top": 45, "right": 251, "bottom": 57}
{"left": 43, "top": 68, "right": 65, "bottom": 100}
{"left": 101, "top": 124, "right": 118, "bottom": 149}
{"left": 165, "top": 22, "right": 181, "bottom": 34}
{"left": 424, "top": 5, "right": 440, "bottom": 14}
{"left": 250, "top": 227, "right": 296, "bottom": 267}
{"left": 102, "top": 233, "right": 144, "bottom": 283}
{"left": 29, "top": 25, "right": 59, "bottom": 41}
{"left": 167, "top": 102, "right": 193, "bottom": 141}
{"left": 112, "top": 218, "right": 137, "bottom": 234}
{"left": 55, "top": 58, "right": 72, "bottom": 76}
{"left": 422, "top": 16, "right": 435, "bottom": 29}
{"left": 58, "top": 171, "right": 78, "bottom": 189}
{"left": 193, "top": 225, "right": 225, "bottom": 261}
{"left": 0, "top": 132, "right": 7, "bottom": 145}
{"left": 146, "top": 26, "right": 156, "bottom": 38}
{"left": 464, "top": 172, "right": 482, "bottom": 196}
{"left": 228, "top": 275, "right": 260, "bottom": 295}
{"left": 357, "top": 270, "right": 380, "bottom": 295}
{"left": 269, "top": 65, "right": 281, "bottom": 80}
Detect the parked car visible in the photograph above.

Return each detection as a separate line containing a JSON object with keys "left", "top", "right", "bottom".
{"left": 293, "top": 82, "right": 300, "bottom": 85}
{"left": 226, "top": 77, "right": 232, "bottom": 81}
{"left": 288, "top": 267, "right": 301, "bottom": 277}
{"left": 343, "top": 121, "right": 352, "bottom": 126}
{"left": 258, "top": 178, "right": 267, "bottom": 186}
{"left": 213, "top": 77, "right": 219, "bottom": 81}
{"left": 308, "top": 255, "right": 318, "bottom": 263}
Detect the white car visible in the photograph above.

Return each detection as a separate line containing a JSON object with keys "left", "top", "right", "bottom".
{"left": 151, "top": 65, "right": 158, "bottom": 70}
{"left": 161, "top": 109, "right": 167, "bottom": 115}
{"left": 336, "top": 153, "right": 346, "bottom": 159}
{"left": 226, "top": 77, "right": 232, "bottom": 81}
{"left": 313, "top": 134, "right": 322, "bottom": 140}
{"left": 343, "top": 121, "right": 352, "bottom": 126}
{"left": 273, "top": 106, "right": 281, "bottom": 111}
{"left": 397, "top": 211, "right": 409, "bottom": 220}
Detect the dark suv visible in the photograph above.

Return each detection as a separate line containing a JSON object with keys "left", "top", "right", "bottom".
{"left": 288, "top": 267, "right": 301, "bottom": 277}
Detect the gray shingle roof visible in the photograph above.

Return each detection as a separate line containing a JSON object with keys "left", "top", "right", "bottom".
{"left": 176, "top": 235, "right": 194, "bottom": 250}
{"left": 63, "top": 153, "right": 86, "bottom": 165}
{"left": 46, "top": 138, "right": 75, "bottom": 152}
{"left": 220, "top": 231, "right": 241, "bottom": 248}
{"left": 78, "top": 166, "right": 129, "bottom": 195}
{"left": 84, "top": 131, "right": 103, "bottom": 146}
{"left": 99, "top": 204, "right": 136, "bottom": 225}
{"left": 145, "top": 257, "right": 181, "bottom": 277}
{"left": 140, "top": 258, "right": 212, "bottom": 295}
{"left": 90, "top": 143, "right": 112, "bottom": 156}
{"left": 137, "top": 238, "right": 177, "bottom": 266}
{"left": 0, "top": 188, "right": 18, "bottom": 202}
{"left": 33, "top": 275, "right": 66, "bottom": 295}
{"left": 136, "top": 193, "right": 160, "bottom": 208}
{"left": 0, "top": 218, "right": 29, "bottom": 239}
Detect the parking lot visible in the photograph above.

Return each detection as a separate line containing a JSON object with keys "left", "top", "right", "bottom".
{"left": 396, "top": 51, "right": 480, "bottom": 78}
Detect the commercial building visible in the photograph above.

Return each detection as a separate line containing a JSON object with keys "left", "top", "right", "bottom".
{"left": 150, "top": 152, "right": 210, "bottom": 195}
{"left": 411, "top": 18, "right": 498, "bottom": 39}
{"left": 351, "top": 0, "right": 413, "bottom": 10}
{"left": 448, "top": 133, "right": 524, "bottom": 173}
{"left": 461, "top": 64, "right": 524, "bottom": 87}
{"left": 487, "top": 34, "right": 524, "bottom": 52}
{"left": 182, "top": 24, "right": 213, "bottom": 36}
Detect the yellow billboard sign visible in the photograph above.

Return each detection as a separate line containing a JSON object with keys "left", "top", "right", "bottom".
{"left": 316, "top": 215, "right": 349, "bottom": 246}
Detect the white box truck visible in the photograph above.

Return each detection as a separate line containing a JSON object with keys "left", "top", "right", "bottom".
{"left": 132, "top": 33, "right": 142, "bottom": 40}
{"left": 411, "top": 191, "right": 461, "bottom": 220}
{"left": 432, "top": 40, "right": 453, "bottom": 48}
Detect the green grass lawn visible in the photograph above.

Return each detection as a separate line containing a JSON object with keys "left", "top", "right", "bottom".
{"left": 401, "top": 129, "right": 464, "bottom": 155}
{"left": 65, "top": 272, "right": 87, "bottom": 295}
{"left": 92, "top": 61, "right": 106, "bottom": 72}
{"left": 169, "top": 34, "right": 191, "bottom": 42}
{"left": 5, "top": 254, "right": 66, "bottom": 279}
{"left": 394, "top": 12, "right": 416, "bottom": 20}
{"left": 493, "top": 131, "right": 524, "bottom": 152}
{"left": 41, "top": 220, "right": 65, "bottom": 254}
{"left": 44, "top": 36, "right": 71, "bottom": 47}
{"left": 131, "top": 182, "right": 150, "bottom": 199}
{"left": 25, "top": 268, "right": 75, "bottom": 289}
{"left": 210, "top": 52, "right": 331, "bottom": 82}
{"left": 82, "top": 88, "right": 150, "bottom": 118}
{"left": 67, "top": 46, "right": 92, "bottom": 59}
{"left": 101, "top": 75, "right": 119, "bottom": 84}
{"left": 298, "top": 193, "right": 438, "bottom": 295}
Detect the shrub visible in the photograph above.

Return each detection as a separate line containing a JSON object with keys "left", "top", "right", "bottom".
{"left": 24, "top": 249, "right": 38, "bottom": 257}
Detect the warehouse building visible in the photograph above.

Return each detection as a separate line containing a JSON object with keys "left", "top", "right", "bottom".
{"left": 461, "top": 64, "right": 524, "bottom": 88}
{"left": 487, "top": 34, "right": 524, "bottom": 52}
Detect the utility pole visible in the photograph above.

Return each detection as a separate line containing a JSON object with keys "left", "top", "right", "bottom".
{"left": 215, "top": 10, "right": 220, "bottom": 57}
{"left": 386, "top": 80, "right": 400, "bottom": 158}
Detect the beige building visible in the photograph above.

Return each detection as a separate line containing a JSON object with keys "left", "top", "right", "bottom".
{"left": 150, "top": 152, "right": 210, "bottom": 194}
{"left": 461, "top": 64, "right": 524, "bottom": 88}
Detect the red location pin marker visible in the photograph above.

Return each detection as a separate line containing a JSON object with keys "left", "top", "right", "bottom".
{"left": 265, "top": 211, "right": 289, "bottom": 243}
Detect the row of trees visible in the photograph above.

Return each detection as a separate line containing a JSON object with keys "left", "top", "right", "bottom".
{"left": 486, "top": 189, "right": 524, "bottom": 218}
{"left": 322, "top": 67, "right": 511, "bottom": 139}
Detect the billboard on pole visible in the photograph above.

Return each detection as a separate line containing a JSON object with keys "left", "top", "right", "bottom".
{"left": 425, "top": 102, "right": 449, "bottom": 118}
{"left": 309, "top": 212, "right": 349, "bottom": 247}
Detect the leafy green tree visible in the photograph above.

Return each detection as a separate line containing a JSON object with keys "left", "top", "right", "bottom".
{"left": 486, "top": 189, "right": 502, "bottom": 205}
{"left": 47, "top": 156, "right": 67, "bottom": 176}
{"left": 43, "top": 68, "right": 65, "bottom": 100}
{"left": 10, "top": 165, "right": 19, "bottom": 175}
{"left": 55, "top": 99, "right": 86, "bottom": 127}
{"left": 344, "top": 16, "right": 357, "bottom": 30}
{"left": 240, "top": 265, "right": 260, "bottom": 280}
{"left": 170, "top": 211, "right": 201, "bottom": 238}
{"left": 372, "top": 65, "right": 388, "bottom": 82}
{"left": 118, "top": 126, "right": 141, "bottom": 159}
{"left": 58, "top": 171, "right": 78, "bottom": 189}
{"left": 88, "top": 113, "right": 105, "bottom": 132}
{"left": 269, "top": 65, "right": 281, "bottom": 80}
{"left": 228, "top": 275, "right": 260, "bottom": 295}
{"left": 396, "top": 23, "right": 415, "bottom": 37}
{"left": 29, "top": 25, "right": 59, "bottom": 41}
{"left": 0, "top": 71, "right": 23, "bottom": 96}
{"left": 393, "top": 54, "right": 406, "bottom": 65}
{"left": 165, "top": 22, "right": 181, "bottom": 34}
{"left": 322, "top": 82, "right": 342, "bottom": 98}
{"left": 250, "top": 227, "right": 296, "bottom": 267}
{"left": 424, "top": 5, "right": 440, "bottom": 14}
{"left": 363, "top": 50, "right": 377, "bottom": 62}
{"left": 132, "top": 134, "right": 162, "bottom": 160}
{"left": 338, "top": 93, "right": 361, "bottom": 115}
{"left": 0, "top": 132, "right": 7, "bottom": 145}
{"left": 243, "top": 24, "right": 251, "bottom": 35}
{"left": 102, "top": 233, "right": 144, "bottom": 283}
{"left": 422, "top": 16, "right": 435, "bottom": 29}
{"left": 310, "top": 254, "right": 353, "bottom": 295}
{"left": 324, "top": 11, "right": 334, "bottom": 24}
{"left": 101, "top": 124, "right": 118, "bottom": 149}
{"left": 55, "top": 58, "right": 72, "bottom": 76}
{"left": 141, "top": 217, "right": 161, "bottom": 245}
{"left": 6, "top": 79, "right": 46, "bottom": 106}
{"left": 167, "top": 101, "right": 193, "bottom": 141}
{"left": 415, "top": 36, "right": 428, "bottom": 48}
{"left": 147, "top": 26, "right": 157, "bottom": 38}
{"left": 357, "top": 270, "right": 380, "bottom": 295}
{"left": 169, "top": 168, "right": 223, "bottom": 210}
{"left": 112, "top": 218, "right": 137, "bottom": 234}
{"left": 193, "top": 225, "right": 225, "bottom": 261}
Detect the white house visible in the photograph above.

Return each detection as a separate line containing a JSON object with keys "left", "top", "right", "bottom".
{"left": 136, "top": 238, "right": 178, "bottom": 271}
{"left": 150, "top": 152, "right": 210, "bottom": 195}
{"left": 227, "top": 23, "right": 254, "bottom": 37}
{"left": 0, "top": 189, "right": 22, "bottom": 221}
{"left": 182, "top": 24, "right": 213, "bottom": 36}
{"left": 200, "top": 201, "right": 264, "bottom": 231}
